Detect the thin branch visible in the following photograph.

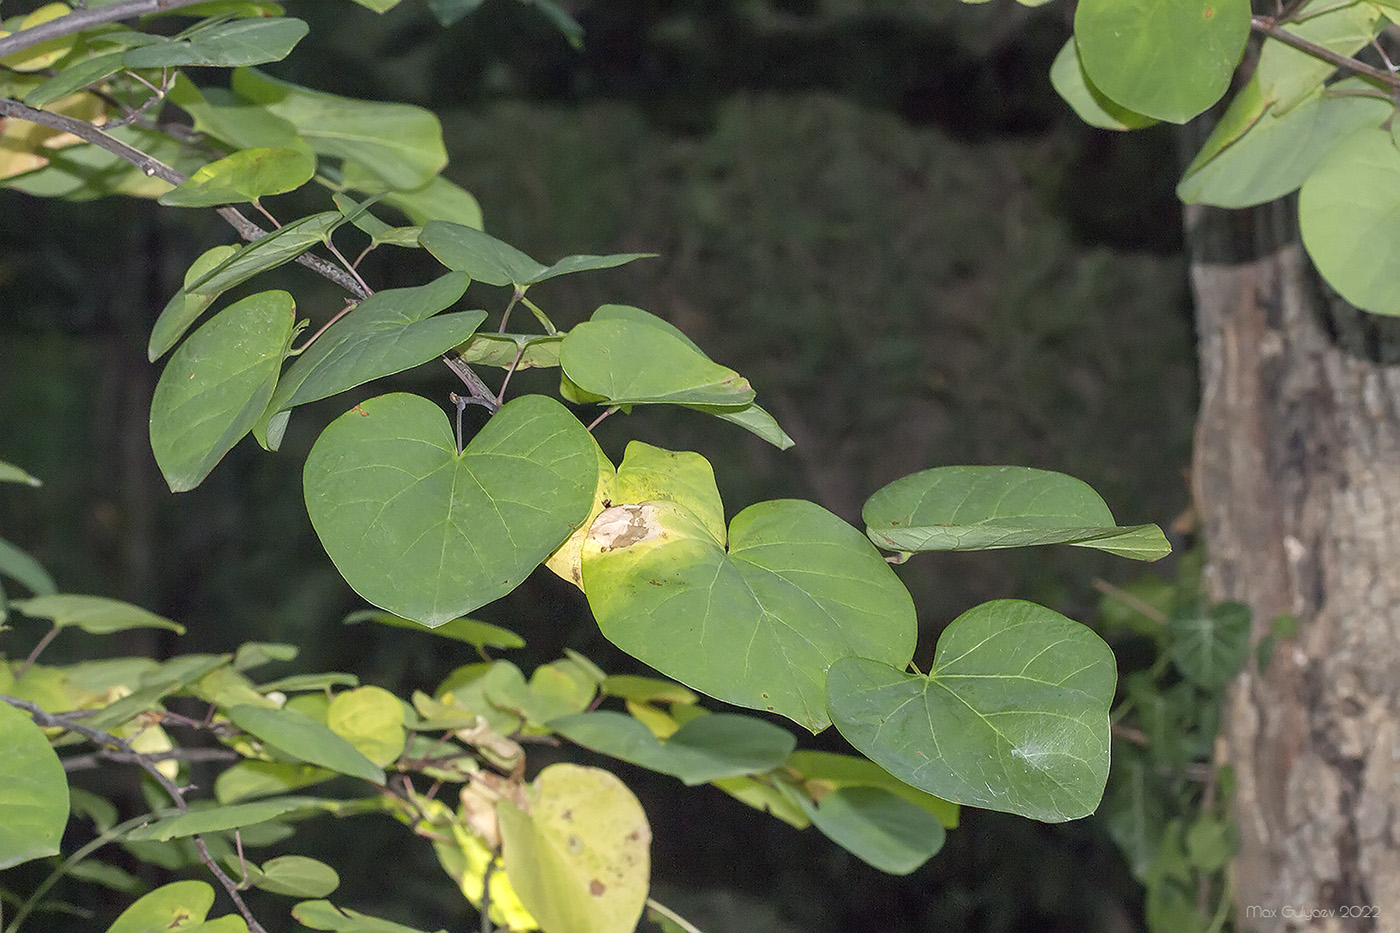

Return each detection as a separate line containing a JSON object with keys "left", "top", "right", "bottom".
{"left": 0, "top": 694, "right": 268, "bottom": 933}
{"left": 16, "top": 624, "right": 60, "bottom": 679}
{"left": 1252, "top": 15, "right": 1400, "bottom": 88}
{"left": 62, "top": 745, "right": 241, "bottom": 772}
{"left": 0, "top": 0, "right": 214, "bottom": 60}
{"left": 1093, "top": 577, "right": 1169, "bottom": 626}
{"left": 0, "top": 97, "right": 370, "bottom": 299}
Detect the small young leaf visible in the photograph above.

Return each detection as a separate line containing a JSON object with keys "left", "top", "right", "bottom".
{"left": 1167, "top": 601, "right": 1251, "bottom": 690}
{"left": 253, "top": 855, "right": 340, "bottom": 897}
{"left": 326, "top": 686, "right": 406, "bottom": 768}
{"left": 0, "top": 460, "right": 42, "bottom": 486}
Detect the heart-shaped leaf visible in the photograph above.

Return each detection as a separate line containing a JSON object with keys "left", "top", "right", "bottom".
{"left": 550, "top": 710, "right": 796, "bottom": 784}
{"left": 583, "top": 498, "right": 916, "bottom": 732}
{"left": 226, "top": 704, "right": 384, "bottom": 784}
{"left": 863, "top": 465, "right": 1170, "bottom": 560}
{"left": 149, "top": 290, "right": 295, "bottom": 491}
{"left": 496, "top": 763, "right": 651, "bottom": 933}
{"left": 304, "top": 393, "right": 596, "bottom": 626}
{"left": 827, "top": 599, "right": 1116, "bottom": 823}
{"left": 0, "top": 700, "right": 68, "bottom": 869}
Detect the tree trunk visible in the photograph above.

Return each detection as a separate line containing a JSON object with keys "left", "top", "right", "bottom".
{"left": 1189, "top": 198, "right": 1400, "bottom": 931}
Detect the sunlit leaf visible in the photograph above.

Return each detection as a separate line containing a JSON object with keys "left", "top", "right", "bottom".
{"left": 0, "top": 700, "right": 68, "bottom": 868}
{"left": 226, "top": 704, "right": 385, "bottom": 784}
{"left": 159, "top": 146, "right": 314, "bottom": 207}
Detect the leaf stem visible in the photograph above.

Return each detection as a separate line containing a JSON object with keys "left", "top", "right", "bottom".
{"left": 15, "top": 624, "right": 59, "bottom": 679}
{"left": 586, "top": 406, "right": 618, "bottom": 431}
{"left": 292, "top": 299, "right": 359, "bottom": 355}
{"left": 520, "top": 294, "right": 557, "bottom": 335}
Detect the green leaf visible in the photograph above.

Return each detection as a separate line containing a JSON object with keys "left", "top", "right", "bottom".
{"left": 106, "top": 881, "right": 214, "bottom": 933}
{"left": 1074, "top": 0, "right": 1250, "bottom": 122}
{"left": 304, "top": 393, "right": 597, "bottom": 627}
{"left": 601, "top": 675, "right": 697, "bottom": 705}
{"left": 326, "top": 686, "right": 406, "bottom": 768}
{"left": 12, "top": 594, "right": 184, "bottom": 634}
{"left": 0, "top": 536, "right": 55, "bottom": 595}
{"left": 343, "top": 610, "right": 525, "bottom": 650}
{"left": 24, "top": 50, "right": 125, "bottom": 108}
{"left": 550, "top": 711, "right": 797, "bottom": 784}
{"left": 0, "top": 700, "right": 69, "bottom": 868}
{"left": 1179, "top": 78, "right": 1390, "bottom": 209}
{"left": 862, "top": 465, "right": 1170, "bottom": 560}
{"left": 828, "top": 599, "right": 1117, "bottom": 822}
{"left": 0, "top": 460, "right": 42, "bottom": 486}
{"left": 348, "top": 0, "right": 403, "bottom": 10}
{"left": 496, "top": 764, "right": 650, "bottom": 933}
{"left": 455, "top": 332, "right": 562, "bottom": 370}
{"left": 258, "top": 672, "right": 359, "bottom": 693}
{"left": 251, "top": 855, "right": 340, "bottom": 897}
{"left": 1101, "top": 743, "right": 1170, "bottom": 880}
{"left": 419, "top": 221, "right": 652, "bottom": 288}
{"left": 126, "top": 796, "right": 334, "bottom": 841}
{"left": 233, "top": 642, "right": 298, "bottom": 670}
{"left": 187, "top": 212, "right": 342, "bottom": 296}
{"left": 419, "top": 220, "right": 546, "bottom": 286}
{"left": 159, "top": 146, "right": 314, "bottom": 208}
{"left": 123, "top": 17, "right": 309, "bottom": 68}
{"left": 292, "top": 900, "right": 445, "bottom": 933}
{"left": 687, "top": 401, "right": 794, "bottom": 449}
{"left": 784, "top": 750, "right": 960, "bottom": 828}
{"left": 215, "top": 761, "right": 332, "bottom": 803}
{"left": 791, "top": 785, "right": 946, "bottom": 875}
{"left": 561, "top": 318, "right": 755, "bottom": 407}
{"left": 612, "top": 440, "right": 727, "bottom": 545}
{"left": 149, "top": 290, "right": 295, "bottom": 491}
{"left": 1255, "top": 2, "right": 1382, "bottom": 111}
{"left": 148, "top": 245, "right": 240, "bottom": 360}
{"left": 341, "top": 168, "right": 483, "bottom": 229}
{"left": 167, "top": 77, "right": 305, "bottom": 152}
{"left": 225, "top": 704, "right": 385, "bottom": 784}
{"left": 1300, "top": 126, "right": 1400, "bottom": 316}
{"left": 1050, "top": 37, "right": 1157, "bottom": 130}
{"left": 233, "top": 68, "right": 446, "bottom": 190}
{"left": 263, "top": 273, "right": 478, "bottom": 424}
{"left": 425, "top": 0, "right": 485, "bottom": 26}
{"left": 583, "top": 498, "right": 916, "bottom": 732}
{"left": 1167, "top": 601, "right": 1251, "bottom": 690}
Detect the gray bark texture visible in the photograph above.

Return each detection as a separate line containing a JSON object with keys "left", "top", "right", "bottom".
{"left": 1189, "top": 199, "right": 1400, "bottom": 932}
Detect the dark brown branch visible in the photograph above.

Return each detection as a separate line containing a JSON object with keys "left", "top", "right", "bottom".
{"left": 1252, "top": 15, "right": 1400, "bottom": 89}
{"left": 0, "top": 694, "right": 268, "bottom": 933}
{"left": 0, "top": 96, "right": 370, "bottom": 299}
{"left": 0, "top": 0, "right": 214, "bottom": 60}
{"left": 62, "top": 745, "right": 241, "bottom": 772}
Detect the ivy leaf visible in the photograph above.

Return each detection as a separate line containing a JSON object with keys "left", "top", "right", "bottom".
{"left": 304, "top": 393, "right": 597, "bottom": 627}
{"left": 583, "top": 498, "right": 916, "bottom": 732}
{"left": 863, "top": 465, "right": 1170, "bottom": 560}
{"left": 1074, "top": 0, "right": 1250, "bottom": 122}
{"left": 0, "top": 700, "right": 69, "bottom": 868}
{"left": 828, "top": 599, "right": 1116, "bottom": 823}
{"left": 1167, "top": 601, "right": 1251, "bottom": 690}
{"left": 550, "top": 710, "right": 796, "bottom": 784}
{"left": 149, "top": 290, "right": 295, "bottom": 491}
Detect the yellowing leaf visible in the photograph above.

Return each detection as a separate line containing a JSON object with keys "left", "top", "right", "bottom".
{"left": 1, "top": 4, "right": 76, "bottom": 72}
{"left": 497, "top": 764, "right": 650, "bottom": 933}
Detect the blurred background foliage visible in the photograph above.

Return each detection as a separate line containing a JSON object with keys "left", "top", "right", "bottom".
{"left": 0, "top": 0, "right": 1198, "bottom": 929}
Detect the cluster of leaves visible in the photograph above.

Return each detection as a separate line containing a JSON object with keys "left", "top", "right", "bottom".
{"left": 1039, "top": 0, "right": 1400, "bottom": 315}
{"left": 0, "top": 1, "right": 1179, "bottom": 932}
{"left": 1093, "top": 552, "right": 1297, "bottom": 933}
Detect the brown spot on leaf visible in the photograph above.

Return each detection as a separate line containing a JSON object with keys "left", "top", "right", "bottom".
{"left": 589, "top": 879, "right": 606, "bottom": 896}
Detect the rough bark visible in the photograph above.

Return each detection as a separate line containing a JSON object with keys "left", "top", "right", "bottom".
{"left": 1189, "top": 198, "right": 1400, "bottom": 932}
